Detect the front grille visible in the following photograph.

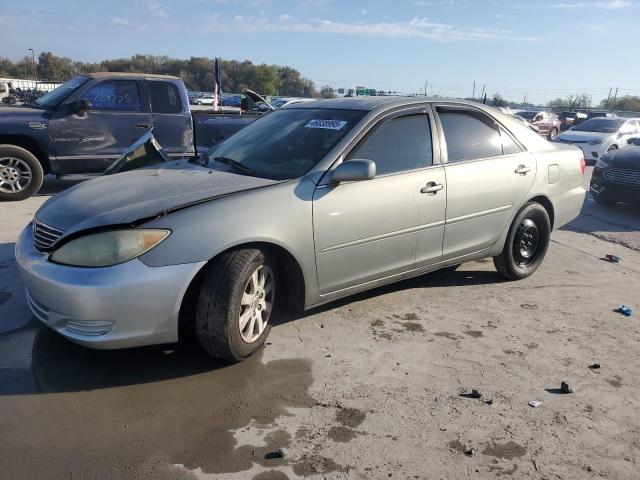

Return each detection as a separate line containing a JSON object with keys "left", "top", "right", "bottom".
{"left": 32, "top": 220, "right": 64, "bottom": 252}
{"left": 603, "top": 168, "right": 640, "bottom": 186}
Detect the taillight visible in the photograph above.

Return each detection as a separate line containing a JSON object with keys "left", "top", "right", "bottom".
{"left": 580, "top": 157, "right": 586, "bottom": 175}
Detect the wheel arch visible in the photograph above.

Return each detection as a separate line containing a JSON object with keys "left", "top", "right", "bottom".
{"left": 527, "top": 194, "right": 555, "bottom": 230}
{"left": 0, "top": 135, "right": 52, "bottom": 173}
{"left": 177, "top": 241, "right": 306, "bottom": 342}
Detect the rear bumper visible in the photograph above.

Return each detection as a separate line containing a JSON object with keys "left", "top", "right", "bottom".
{"left": 15, "top": 223, "right": 206, "bottom": 349}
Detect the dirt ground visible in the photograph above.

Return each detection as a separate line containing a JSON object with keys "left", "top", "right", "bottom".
{"left": 0, "top": 168, "right": 639, "bottom": 479}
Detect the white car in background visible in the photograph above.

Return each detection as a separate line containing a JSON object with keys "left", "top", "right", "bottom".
{"left": 555, "top": 117, "right": 640, "bottom": 162}
{"left": 192, "top": 94, "right": 216, "bottom": 105}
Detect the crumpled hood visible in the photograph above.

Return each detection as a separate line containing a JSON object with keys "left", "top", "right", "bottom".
{"left": 557, "top": 130, "right": 611, "bottom": 142}
{"left": 602, "top": 146, "right": 640, "bottom": 169}
{"left": 36, "top": 160, "right": 282, "bottom": 236}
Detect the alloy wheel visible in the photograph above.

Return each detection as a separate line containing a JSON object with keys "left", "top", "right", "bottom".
{"left": 0, "top": 157, "right": 32, "bottom": 193}
{"left": 238, "top": 265, "right": 275, "bottom": 343}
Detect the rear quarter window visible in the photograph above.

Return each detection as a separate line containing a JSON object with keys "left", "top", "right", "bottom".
{"left": 148, "top": 81, "right": 183, "bottom": 114}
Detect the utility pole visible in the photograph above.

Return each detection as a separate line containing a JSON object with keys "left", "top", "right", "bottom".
{"left": 612, "top": 87, "right": 619, "bottom": 105}
{"left": 606, "top": 87, "right": 612, "bottom": 105}
{"left": 472, "top": 81, "right": 476, "bottom": 99}
{"left": 523, "top": 95, "right": 527, "bottom": 105}
{"left": 424, "top": 80, "right": 428, "bottom": 97}
{"left": 28, "top": 48, "right": 37, "bottom": 83}
{"left": 481, "top": 84, "right": 486, "bottom": 98}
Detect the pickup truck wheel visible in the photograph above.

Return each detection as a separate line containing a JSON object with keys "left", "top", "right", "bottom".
{"left": 196, "top": 248, "right": 276, "bottom": 362}
{"left": 0, "top": 145, "right": 44, "bottom": 201}
{"left": 494, "top": 202, "right": 551, "bottom": 280}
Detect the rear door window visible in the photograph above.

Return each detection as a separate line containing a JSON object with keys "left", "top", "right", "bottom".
{"left": 436, "top": 108, "right": 503, "bottom": 162}
{"left": 85, "top": 80, "right": 141, "bottom": 111}
{"left": 346, "top": 114, "right": 433, "bottom": 175}
{"left": 148, "top": 81, "right": 183, "bottom": 114}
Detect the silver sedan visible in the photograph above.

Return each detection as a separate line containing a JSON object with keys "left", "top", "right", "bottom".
{"left": 16, "top": 98, "right": 586, "bottom": 362}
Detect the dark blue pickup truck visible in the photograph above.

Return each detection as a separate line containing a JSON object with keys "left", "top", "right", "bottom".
{"left": 0, "top": 72, "right": 263, "bottom": 200}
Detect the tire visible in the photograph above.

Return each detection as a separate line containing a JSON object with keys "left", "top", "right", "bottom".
{"left": 196, "top": 248, "right": 276, "bottom": 362}
{"left": 196, "top": 101, "right": 202, "bottom": 105}
{"left": 493, "top": 202, "right": 551, "bottom": 280}
{"left": 0, "top": 144, "right": 44, "bottom": 201}
{"left": 549, "top": 128, "right": 558, "bottom": 140}
{"left": 607, "top": 145, "right": 618, "bottom": 152}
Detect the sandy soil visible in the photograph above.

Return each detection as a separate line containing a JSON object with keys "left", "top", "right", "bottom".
{"left": 0, "top": 170, "right": 638, "bottom": 479}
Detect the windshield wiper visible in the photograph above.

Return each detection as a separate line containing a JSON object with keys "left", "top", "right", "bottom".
{"left": 213, "top": 157, "right": 255, "bottom": 176}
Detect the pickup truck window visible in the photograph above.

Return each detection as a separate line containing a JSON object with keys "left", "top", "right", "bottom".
{"left": 148, "top": 81, "right": 182, "bottom": 114}
{"left": 207, "top": 108, "right": 366, "bottom": 180}
{"left": 85, "top": 80, "right": 141, "bottom": 112}
{"left": 33, "top": 76, "right": 90, "bottom": 109}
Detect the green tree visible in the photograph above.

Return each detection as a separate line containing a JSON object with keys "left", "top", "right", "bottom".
{"left": 600, "top": 95, "right": 640, "bottom": 112}
{"left": 491, "top": 93, "right": 508, "bottom": 107}
{"left": 320, "top": 84, "right": 336, "bottom": 99}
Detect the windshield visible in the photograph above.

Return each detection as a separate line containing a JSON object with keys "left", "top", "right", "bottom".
{"left": 270, "top": 98, "right": 289, "bottom": 108}
{"left": 571, "top": 118, "right": 625, "bottom": 133}
{"left": 207, "top": 108, "right": 366, "bottom": 180}
{"left": 518, "top": 111, "right": 538, "bottom": 120}
{"left": 33, "top": 76, "right": 90, "bottom": 108}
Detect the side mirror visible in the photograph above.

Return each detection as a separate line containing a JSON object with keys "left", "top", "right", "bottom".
{"left": 331, "top": 159, "right": 376, "bottom": 183}
{"left": 72, "top": 98, "right": 92, "bottom": 114}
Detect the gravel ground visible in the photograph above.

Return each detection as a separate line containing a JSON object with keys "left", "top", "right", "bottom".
{"left": 0, "top": 168, "right": 638, "bottom": 479}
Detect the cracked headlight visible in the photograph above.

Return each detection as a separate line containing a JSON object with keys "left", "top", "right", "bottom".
{"left": 50, "top": 229, "right": 170, "bottom": 267}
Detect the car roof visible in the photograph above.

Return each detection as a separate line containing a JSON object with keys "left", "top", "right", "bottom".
{"left": 84, "top": 72, "right": 181, "bottom": 80}
{"left": 285, "top": 95, "right": 497, "bottom": 111}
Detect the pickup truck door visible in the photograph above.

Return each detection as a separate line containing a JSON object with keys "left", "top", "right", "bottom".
{"left": 313, "top": 109, "right": 445, "bottom": 296}
{"left": 143, "top": 80, "right": 195, "bottom": 158}
{"left": 47, "top": 79, "right": 152, "bottom": 174}
{"left": 435, "top": 105, "right": 536, "bottom": 260}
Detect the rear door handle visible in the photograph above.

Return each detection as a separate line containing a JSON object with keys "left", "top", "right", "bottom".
{"left": 420, "top": 182, "right": 444, "bottom": 194}
{"left": 136, "top": 123, "right": 151, "bottom": 129}
{"left": 515, "top": 165, "right": 531, "bottom": 175}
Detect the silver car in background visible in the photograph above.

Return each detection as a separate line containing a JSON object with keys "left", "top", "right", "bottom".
{"left": 16, "top": 97, "right": 586, "bottom": 362}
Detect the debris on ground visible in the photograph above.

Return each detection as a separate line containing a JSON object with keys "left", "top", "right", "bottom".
{"left": 528, "top": 400, "right": 542, "bottom": 408}
{"left": 265, "top": 449, "right": 286, "bottom": 460}
{"left": 484, "top": 399, "right": 494, "bottom": 405}
{"left": 561, "top": 381, "right": 573, "bottom": 394}
{"left": 615, "top": 305, "right": 633, "bottom": 317}
{"left": 589, "top": 363, "right": 601, "bottom": 369}
{"left": 459, "top": 389, "right": 482, "bottom": 399}
{"left": 605, "top": 254, "right": 621, "bottom": 263}
{"left": 464, "top": 448, "right": 475, "bottom": 456}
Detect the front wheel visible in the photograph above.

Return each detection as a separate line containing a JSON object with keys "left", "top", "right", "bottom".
{"left": 607, "top": 144, "right": 618, "bottom": 153}
{"left": 494, "top": 202, "right": 551, "bottom": 280}
{"left": 549, "top": 128, "right": 558, "bottom": 140}
{"left": 0, "top": 145, "right": 44, "bottom": 201}
{"left": 196, "top": 248, "right": 276, "bottom": 362}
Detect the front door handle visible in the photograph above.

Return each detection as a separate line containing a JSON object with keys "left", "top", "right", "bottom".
{"left": 420, "top": 182, "right": 444, "bottom": 194}
{"left": 136, "top": 123, "right": 151, "bottom": 129}
{"left": 515, "top": 165, "right": 531, "bottom": 175}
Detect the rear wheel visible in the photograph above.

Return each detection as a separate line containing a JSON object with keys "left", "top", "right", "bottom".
{"left": 196, "top": 248, "right": 276, "bottom": 362}
{"left": 549, "top": 128, "right": 559, "bottom": 140}
{"left": 0, "top": 145, "right": 44, "bottom": 201}
{"left": 494, "top": 202, "right": 551, "bottom": 280}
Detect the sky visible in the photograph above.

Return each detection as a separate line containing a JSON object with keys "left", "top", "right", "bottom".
{"left": 1, "top": 0, "right": 639, "bottom": 104}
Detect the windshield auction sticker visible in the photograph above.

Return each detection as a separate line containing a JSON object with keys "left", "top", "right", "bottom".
{"left": 304, "top": 119, "right": 348, "bottom": 130}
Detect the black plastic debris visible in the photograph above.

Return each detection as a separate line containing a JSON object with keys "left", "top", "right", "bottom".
{"left": 560, "top": 381, "right": 573, "bottom": 394}
{"left": 459, "top": 389, "right": 482, "bottom": 399}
